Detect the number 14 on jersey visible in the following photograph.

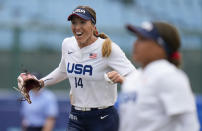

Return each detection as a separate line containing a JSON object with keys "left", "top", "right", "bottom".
{"left": 75, "top": 77, "right": 83, "bottom": 88}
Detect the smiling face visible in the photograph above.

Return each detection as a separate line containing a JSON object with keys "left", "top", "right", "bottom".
{"left": 71, "top": 16, "right": 97, "bottom": 48}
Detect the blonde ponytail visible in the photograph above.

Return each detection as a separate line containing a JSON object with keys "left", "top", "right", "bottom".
{"left": 98, "top": 33, "right": 112, "bottom": 57}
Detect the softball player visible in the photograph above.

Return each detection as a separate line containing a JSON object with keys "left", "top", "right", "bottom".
{"left": 39, "top": 6, "right": 136, "bottom": 131}
{"left": 119, "top": 21, "right": 200, "bottom": 131}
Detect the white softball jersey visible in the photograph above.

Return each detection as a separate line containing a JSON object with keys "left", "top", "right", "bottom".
{"left": 119, "top": 59, "right": 200, "bottom": 131}
{"left": 42, "top": 36, "right": 136, "bottom": 108}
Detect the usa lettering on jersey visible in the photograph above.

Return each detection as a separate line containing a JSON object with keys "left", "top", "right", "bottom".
{"left": 67, "top": 62, "right": 93, "bottom": 76}
{"left": 119, "top": 92, "right": 137, "bottom": 104}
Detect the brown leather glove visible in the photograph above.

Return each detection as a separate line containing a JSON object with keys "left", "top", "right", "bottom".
{"left": 17, "top": 73, "right": 42, "bottom": 104}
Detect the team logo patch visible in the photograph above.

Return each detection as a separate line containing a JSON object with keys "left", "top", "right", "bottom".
{"left": 89, "top": 53, "right": 97, "bottom": 59}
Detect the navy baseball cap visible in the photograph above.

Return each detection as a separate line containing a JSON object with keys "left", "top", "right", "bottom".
{"left": 68, "top": 8, "right": 96, "bottom": 24}
{"left": 126, "top": 21, "right": 171, "bottom": 55}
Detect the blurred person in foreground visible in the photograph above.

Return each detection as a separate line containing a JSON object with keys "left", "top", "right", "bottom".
{"left": 18, "top": 5, "right": 136, "bottom": 131}
{"left": 118, "top": 21, "right": 200, "bottom": 131}
{"left": 21, "top": 72, "right": 58, "bottom": 131}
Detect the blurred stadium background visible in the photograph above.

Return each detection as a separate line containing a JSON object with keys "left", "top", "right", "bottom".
{"left": 0, "top": 0, "right": 201, "bottom": 130}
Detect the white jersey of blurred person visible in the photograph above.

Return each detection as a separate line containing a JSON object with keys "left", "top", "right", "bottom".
{"left": 119, "top": 21, "right": 200, "bottom": 131}
{"left": 21, "top": 72, "right": 58, "bottom": 131}
{"left": 39, "top": 5, "right": 136, "bottom": 131}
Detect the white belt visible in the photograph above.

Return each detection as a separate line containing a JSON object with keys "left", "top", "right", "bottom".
{"left": 73, "top": 105, "right": 110, "bottom": 111}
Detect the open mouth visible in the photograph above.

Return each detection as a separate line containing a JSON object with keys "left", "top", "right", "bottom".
{"left": 76, "top": 32, "right": 83, "bottom": 37}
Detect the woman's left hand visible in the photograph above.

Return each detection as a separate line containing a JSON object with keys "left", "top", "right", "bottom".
{"left": 106, "top": 71, "right": 124, "bottom": 84}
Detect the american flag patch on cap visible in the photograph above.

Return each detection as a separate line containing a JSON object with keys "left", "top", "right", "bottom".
{"left": 89, "top": 53, "right": 97, "bottom": 59}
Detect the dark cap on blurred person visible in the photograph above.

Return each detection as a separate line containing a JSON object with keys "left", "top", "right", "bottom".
{"left": 126, "top": 21, "right": 181, "bottom": 56}
{"left": 68, "top": 7, "right": 96, "bottom": 24}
